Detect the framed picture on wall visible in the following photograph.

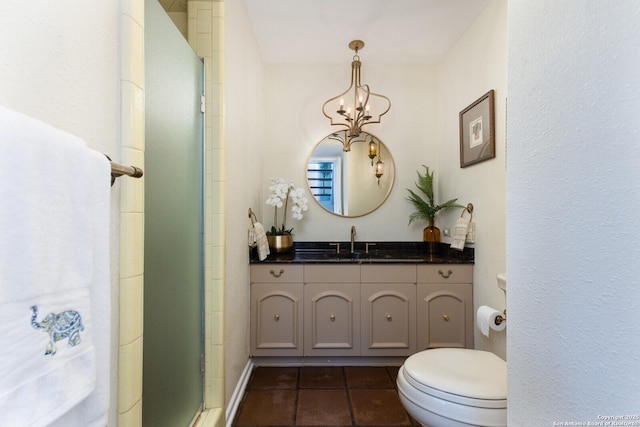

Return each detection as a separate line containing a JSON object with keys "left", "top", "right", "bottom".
{"left": 459, "top": 90, "right": 495, "bottom": 168}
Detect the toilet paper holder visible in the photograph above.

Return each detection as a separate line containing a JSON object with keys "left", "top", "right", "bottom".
{"left": 494, "top": 309, "right": 507, "bottom": 326}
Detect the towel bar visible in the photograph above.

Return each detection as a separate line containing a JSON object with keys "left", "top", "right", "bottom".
{"left": 105, "top": 155, "right": 143, "bottom": 186}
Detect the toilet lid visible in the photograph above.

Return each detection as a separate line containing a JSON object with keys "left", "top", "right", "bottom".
{"left": 403, "top": 348, "right": 507, "bottom": 401}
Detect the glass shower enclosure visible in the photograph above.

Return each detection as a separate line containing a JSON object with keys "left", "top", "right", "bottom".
{"left": 143, "top": 1, "right": 205, "bottom": 425}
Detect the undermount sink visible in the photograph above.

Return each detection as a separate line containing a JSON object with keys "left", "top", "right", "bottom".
{"left": 319, "top": 251, "right": 364, "bottom": 262}
{"left": 295, "top": 250, "right": 426, "bottom": 263}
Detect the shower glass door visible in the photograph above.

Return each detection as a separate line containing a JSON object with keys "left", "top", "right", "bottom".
{"left": 143, "top": 1, "right": 204, "bottom": 425}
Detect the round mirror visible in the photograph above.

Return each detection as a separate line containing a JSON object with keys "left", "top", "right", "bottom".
{"left": 306, "top": 131, "right": 395, "bottom": 217}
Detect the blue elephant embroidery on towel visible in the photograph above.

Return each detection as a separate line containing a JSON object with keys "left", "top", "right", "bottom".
{"left": 30, "top": 305, "right": 84, "bottom": 356}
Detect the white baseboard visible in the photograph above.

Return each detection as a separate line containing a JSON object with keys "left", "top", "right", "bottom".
{"left": 225, "top": 358, "right": 254, "bottom": 427}
{"left": 250, "top": 355, "right": 407, "bottom": 367}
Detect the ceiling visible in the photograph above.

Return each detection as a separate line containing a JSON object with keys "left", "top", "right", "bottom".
{"left": 243, "top": 0, "right": 492, "bottom": 65}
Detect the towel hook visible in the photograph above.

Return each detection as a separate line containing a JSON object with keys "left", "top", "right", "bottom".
{"left": 460, "top": 203, "right": 474, "bottom": 221}
{"left": 248, "top": 208, "right": 257, "bottom": 225}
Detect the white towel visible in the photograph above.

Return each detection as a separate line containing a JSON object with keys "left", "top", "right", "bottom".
{"left": 450, "top": 216, "right": 470, "bottom": 251}
{"left": 254, "top": 222, "right": 271, "bottom": 261}
{"left": 0, "top": 106, "right": 111, "bottom": 427}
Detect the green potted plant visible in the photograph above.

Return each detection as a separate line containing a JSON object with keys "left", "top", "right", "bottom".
{"left": 407, "top": 165, "right": 463, "bottom": 251}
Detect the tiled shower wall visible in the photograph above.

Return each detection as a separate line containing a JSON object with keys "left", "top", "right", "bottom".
{"left": 187, "top": 0, "right": 227, "bottom": 414}
{"left": 117, "top": 0, "right": 226, "bottom": 425}
{"left": 118, "top": 0, "right": 145, "bottom": 425}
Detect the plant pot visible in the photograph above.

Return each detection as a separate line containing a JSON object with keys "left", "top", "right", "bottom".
{"left": 267, "top": 234, "right": 293, "bottom": 253}
{"left": 423, "top": 219, "right": 440, "bottom": 255}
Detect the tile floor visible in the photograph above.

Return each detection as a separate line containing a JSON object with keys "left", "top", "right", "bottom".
{"left": 232, "top": 366, "right": 420, "bottom": 427}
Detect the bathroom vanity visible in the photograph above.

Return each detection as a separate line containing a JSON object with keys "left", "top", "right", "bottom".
{"left": 249, "top": 242, "right": 474, "bottom": 360}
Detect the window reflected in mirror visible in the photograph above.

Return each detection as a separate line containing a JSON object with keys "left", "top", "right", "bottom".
{"left": 306, "top": 131, "right": 395, "bottom": 217}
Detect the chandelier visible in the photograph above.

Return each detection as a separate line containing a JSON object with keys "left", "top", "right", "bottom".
{"left": 322, "top": 40, "right": 391, "bottom": 148}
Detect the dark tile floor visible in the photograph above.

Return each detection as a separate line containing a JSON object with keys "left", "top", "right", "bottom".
{"left": 232, "top": 366, "right": 420, "bottom": 427}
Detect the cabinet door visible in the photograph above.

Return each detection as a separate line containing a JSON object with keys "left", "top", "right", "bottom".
{"left": 304, "top": 283, "right": 360, "bottom": 356}
{"left": 251, "top": 283, "right": 303, "bottom": 356}
{"left": 361, "top": 283, "right": 416, "bottom": 356}
{"left": 417, "top": 283, "right": 473, "bottom": 349}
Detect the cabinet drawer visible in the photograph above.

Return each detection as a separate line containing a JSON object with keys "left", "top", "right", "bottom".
{"left": 417, "top": 264, "right": 472, "bottom": 284}
{"left": 361, "top": 264, "right": 416, "bottom": 283}
{"left": 304, "top": 264, "right": 360, "bottom": 283}
{"left": 251, "top": 264, "right": 303, "bottom": 283}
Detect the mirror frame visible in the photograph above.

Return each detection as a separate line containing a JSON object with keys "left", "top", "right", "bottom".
{"left": 306, "top": 131, "right": 395, "bottom": 218}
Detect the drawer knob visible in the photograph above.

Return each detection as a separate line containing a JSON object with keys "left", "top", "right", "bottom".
{"left": 330, "top": 314, "right": 336, "bottom": 321}
{"left": 443, "top": 314, "right": 450, "bottom": 321}
{"left": 386, "top": 314, "right": 393, "bottom": 321}
{"left": 269, "top": 269, "right": 285, "bottom": 278}
{"left": 438, "top": 269, "right": 453, "bottom": 279}
{"left": 274, "top": 314, "right": 280, "bottom": 321}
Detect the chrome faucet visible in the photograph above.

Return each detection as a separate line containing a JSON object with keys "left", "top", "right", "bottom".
{"left": 350, "top": 225, "right": 357, "bottom": 253}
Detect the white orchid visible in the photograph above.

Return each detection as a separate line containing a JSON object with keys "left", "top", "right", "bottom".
{"left": 266, "top": 178, "right": 308, "bottom": 234}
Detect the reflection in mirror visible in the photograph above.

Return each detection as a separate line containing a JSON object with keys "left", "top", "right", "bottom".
{"left": 306, "top": 131, "right": 395, "bottom": 217}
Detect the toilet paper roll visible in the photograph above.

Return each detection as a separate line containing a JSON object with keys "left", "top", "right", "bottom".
{"left": 477, "top": 305, "right": 506, "bottom": 337}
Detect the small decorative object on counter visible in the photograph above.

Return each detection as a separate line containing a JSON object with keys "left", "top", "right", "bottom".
{"left": 406, "top": 165, "right": 463, "bottom": 253}
{"left": 265, "top": 177, "right": 309, "bottom": 253}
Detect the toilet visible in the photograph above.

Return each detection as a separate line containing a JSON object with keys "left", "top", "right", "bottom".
{"left": 397, "top": 348, "right": 507, "bottom": 426}
{"left": 397, "top": 274, "right": 508, "bottom": 426}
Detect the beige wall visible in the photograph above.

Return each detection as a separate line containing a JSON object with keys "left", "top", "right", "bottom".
{"left": 223, "top": 0, "right": 265, "bottom": 409}
{"left": 435, "top": 0, "right": 508, "bottom": 359}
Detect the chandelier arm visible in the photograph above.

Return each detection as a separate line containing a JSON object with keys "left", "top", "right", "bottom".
{"left": 358, "top": 92, "right": 391, "bottom": 127}
{"left": 322, "top": 96, "right": 345, "bottom": 123}
{"left": 353, "top": 84, "right": 371, "bottom": 125}
{"left": 322, "top": 59, "right": 356, "bottom": 120}
{"left": 322, "top": 103, "right": 354, "bottom": 130}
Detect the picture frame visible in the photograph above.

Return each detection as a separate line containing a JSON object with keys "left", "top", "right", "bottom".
{"left": 459, "top": 89, "right": 495, "bottom": 168}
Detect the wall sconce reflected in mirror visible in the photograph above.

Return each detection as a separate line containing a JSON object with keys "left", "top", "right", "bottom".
{"left": 368, "top": 138, "right": 378, "bottom": 165}
{"left": 367, "top": 135, "right": 384, "bottom": 184}
{"left": 375, "top": 157, "right": 384, "bottom": 184}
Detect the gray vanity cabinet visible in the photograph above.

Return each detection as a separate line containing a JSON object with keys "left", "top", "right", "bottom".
{"left": 417, "top": 264, "right": 474, "bottom": 349}
{"left": 250, "top": 265, "right": 304, "bottom": 356}
{"left": 303, "top": 265, "right": 361, "bottom": 356}
{"left": 360, "top": 265, "right": 417, "bottom": 356}
{"left": 250, "top": 261, "right": 474, "bottom": 358}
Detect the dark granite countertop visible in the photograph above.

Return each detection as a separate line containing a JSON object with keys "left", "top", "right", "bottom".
{"left": 250, "top": 241, "right": 474, "bottom": 264}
